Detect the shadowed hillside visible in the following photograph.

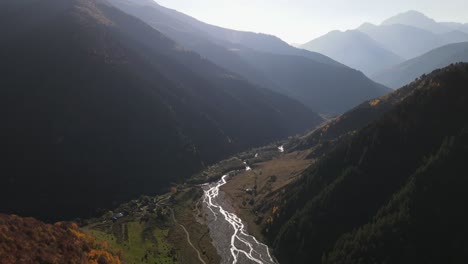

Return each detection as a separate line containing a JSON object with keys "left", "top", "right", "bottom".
{"left": 324, "top": 130, "right": 468, "bottom": 263}
{"left": 0, "top": 0, "right": 321, "bottom": 221}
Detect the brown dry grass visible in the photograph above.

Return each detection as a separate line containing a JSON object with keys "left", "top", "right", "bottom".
{"left": 220, "top": 150, "right": 314, "bottom": 240}
{"left": 169, "top": 188, "right": 221, "bottom": 264}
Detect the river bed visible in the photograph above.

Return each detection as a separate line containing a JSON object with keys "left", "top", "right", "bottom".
{"left": 201, "top": 170, "right": 277, "bottom": 264}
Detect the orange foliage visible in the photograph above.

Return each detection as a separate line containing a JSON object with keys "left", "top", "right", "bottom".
{"left": 272, "top": 206, "right": 279, "bottom": 215}
{"left": 266, "top": 216, "right": 274, "bottom": 224}
{"left": 369, "top": 99, "right": 381, "bottom": 106}
{"left": 88, "top": 249, "right": 121, "bottom": 264}
{"left": 0, "top": 214, "right": 121, "bottom": 264}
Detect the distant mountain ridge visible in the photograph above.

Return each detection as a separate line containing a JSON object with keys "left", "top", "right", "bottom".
{"left": 301, "top": 10, "right": 468, "bottom": 79}
{"left": 357, "top": 22, "right": 457, "bottom": 59}
{"left": 358, "top": 10, "right": 468, "bottom": 58}
{"left": 141, "top": 0, "right": 340, "bottom": 65}
{"left": 302, "top": 29, "right": 404, "bottom": 76}
{"left": 382, "top": 10, "right": 468, "bottom": 34}
{"left": 108, "top": 0, "right": 391, "bottom": 114}
{"left": 373, "top": 42, "right": 468, "bottom": 88}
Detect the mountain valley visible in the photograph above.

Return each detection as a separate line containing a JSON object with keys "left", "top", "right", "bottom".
{"left": 1, "top": 1, "right": 468, "bottom": 264}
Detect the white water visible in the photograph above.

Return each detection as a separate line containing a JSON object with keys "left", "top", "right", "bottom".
{"left": 202, "top": 174, "right": 276, "bottom": 264}
{"left": 277, "top": 146, "right": 284, "bottom": 153}
{"left": 244, "top": 161, "right": 252, "bottom": 171}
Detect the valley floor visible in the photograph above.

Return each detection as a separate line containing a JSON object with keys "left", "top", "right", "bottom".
{"left": 80, "top": 143, "right": 312, "bottom": 264}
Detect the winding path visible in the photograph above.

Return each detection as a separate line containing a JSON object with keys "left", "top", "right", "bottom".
{"left": 171, "top": 209, "right": 207, "bottom": 264}
{"left": 154, "top": 196, "right": 206, "bottom": 264}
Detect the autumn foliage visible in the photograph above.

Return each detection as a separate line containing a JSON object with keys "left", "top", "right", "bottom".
{"left": 0, "top": 214, "right": 120, "bottom": 264}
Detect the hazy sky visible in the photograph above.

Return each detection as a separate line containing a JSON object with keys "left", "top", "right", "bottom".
{"left": 155, "top": 0, "right": 468, "bottom": 44}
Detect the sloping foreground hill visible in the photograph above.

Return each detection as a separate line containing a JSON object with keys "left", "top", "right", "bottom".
{"left": 0, "top": 0, "right": 321, "bottom": 221}
{"left": 265, "top": 63, "right": 468, "bottom": 263}
{"left": 325, "top": 130, "right": 468, "bottom": 263}
{"left": 287, "top": 72, "right": 423, "bottom": 159}
{"left": 232, "top": 48, "right": 391, "bottom": 114}
{"left": 373, "top": 42, "right": 468, "bottom": 89}
{"left": 292, "top": 61, "right": 468, "bottom": 154}
{"left": 0, "top": 214, "right": 120, "bottom": 264}
{"left": 108, "top": 0, "right": 391, "bottom": 114}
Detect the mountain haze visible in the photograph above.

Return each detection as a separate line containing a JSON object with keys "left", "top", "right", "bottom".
{"left": 373, "top": 42, "right": 468, "bottom": 88}
{"left": 301, "top": 29, "right": 404, "bottom": 76}
{"left": 301, "top": 11, "right": 468, "bottom": 82}
{"left": 108, "top": 0, "right": 391, "bottom": 114}
{"left": 232, "top": 48, "right": 390, "bottom": 113}
{"left": 357, "top": 23, "right": 453, "bottom": 59}
{"left": 382, "top": 10, "right": 455, "bottom": 34}
{"left": 359, "top": 11, "right": 468, "bottom": 59}
{"left": 129, "top": 0, "right": 339, "bottom": 65}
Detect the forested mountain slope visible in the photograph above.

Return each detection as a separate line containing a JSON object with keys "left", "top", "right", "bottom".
{"left": 266, "top": 63, "right": 468, "bottom": 263}
{"left": 325, "top": 130, "right": 468, "bottom": 263}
